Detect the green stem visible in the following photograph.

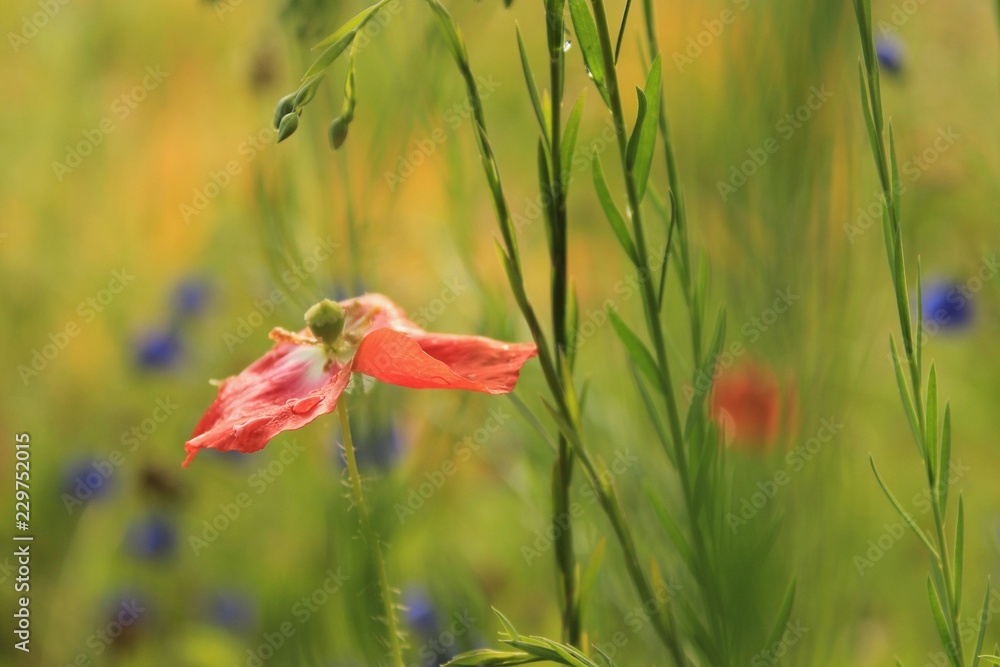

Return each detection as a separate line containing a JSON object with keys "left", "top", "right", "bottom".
{"left": 421, "top": 2, "right": 686, "bottom": 659}
{"left": 545, "top": 0, "right": 580, "bottom": 648}
{"left": 637, "top": 4, "right": 732, "bottom": 659}
{"left": 640, "top": 0, "right": 701, "bottom": 366}
{"left": 338, "top": 397, "right": 405, "bottom": 667}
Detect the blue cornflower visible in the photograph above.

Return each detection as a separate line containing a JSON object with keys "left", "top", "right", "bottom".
{"left": 126, "top": 515, "right": 177, "bottom": 560}
{"left": 875, "top": 35, "right": 905, "bottom": 74}
{"left": 134, "top": 329, "right": 183, "bottom": 370}
{"left": 63, "top": 459, "right": 115, "bottom": 503}
{"left": 173, "top": 277, "right": 210, "bottom": 319}
{"left": 335, "top": 417, "right": 402, "bottom": 471}
{"left": 403, "top": 589, "right": 439, "bottom": 638}
{"left": 205, "top": 590, "right": 257, "bottom": 633}
{"left": 921, "top": 280, "right": 973, "bottom": 331}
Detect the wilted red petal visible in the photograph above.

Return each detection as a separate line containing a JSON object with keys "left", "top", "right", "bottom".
{"left": 183, "top": 344, "right": 350, "bottom": 467}
{"left": 352, "top": 328, "right": 537, "bottom": 394}
{"left": 183, "top": 293, "right": 537, "bottom": 467}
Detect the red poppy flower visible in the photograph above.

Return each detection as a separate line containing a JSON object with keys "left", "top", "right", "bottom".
{"left": 709, "top": 362, "right": 796, "bottom": 453}
{"left": 183, "top": 293, "right": 537, "bottom": 467}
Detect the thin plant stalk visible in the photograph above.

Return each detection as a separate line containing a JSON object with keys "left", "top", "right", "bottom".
{"left": 544, "top": 0, "right": 582, "bottom": 647}
{"left": 420, "top": 1, "right": 686, "bottom": 660}
{"left": 338, "top": 396, "right": 405, "bottom": 667}
{"left": 852, "top": 1, "right": 992, "bottom": 664}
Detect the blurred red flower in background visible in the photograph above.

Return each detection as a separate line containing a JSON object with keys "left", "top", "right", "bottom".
{"left": 183, "top": 293, "right": 536, "bottom": 467}
{"left": 709, "top": 362, "right": 796, "bottom": 453}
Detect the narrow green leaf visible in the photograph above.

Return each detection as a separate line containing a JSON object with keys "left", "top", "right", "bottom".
{"left": 312, "top": 0, "right": 394, "bottom": 50}
{"left": 592, "top": 154, "right": 638, "bottom": 263}
{"left": 560, "top": 92, "right": 586, "bottom": 189}
{"left": 888, "top": 121, "right": 902, "bottom": 226}
{"left": 927, "top": 577, "right": 956, "bottom": 664}
{"left": 493, "top": 608, "right": 522, "bottom": 641}
{"left": 566, "top": 0, "right": 610, "bottom": 107}
{"left": 608, "top": 310, "right": 660, "bottom": 390}
{"left": 444, "top": 649, "right": 538, "bottom": 666}
{"left": 870, "top": 456, "right": 940, "bottom": 560}
{"left": 628, "top": 362, "right": 674, "bottom": 465}
{"left": 625, "top": 87, "right": 648, "bottom": 171}
{"left": 890, "top": 336, "right": 923, "bottom": 454}
{"left": 304, "top": 32, "right": 357, "bottom": 79}
{"left": 646, "top": 486, "right": 695, "bottom": 574}
{"left": 955, "top": 495, "right": 965, "bottom": 614}
{"left": 613, "top": 0, "right": 633, "bottom": 64}
{"left": 657, "top": 191, "right": 678, "bottom": 310}
{"left": 916, "top": 256, "right": 924, "bottom": 383}
{"left": 926, "top": 363, "right": 938, "bottom": 477}
{"left": 631, "top": 55, "right": 662, "bottom": 200}
{"left": 507, "top": 392, "right": 557, "bottom": 453}
{"left": 565, "top": 281, "right": 579, "bottom": 368}
{"left": 973, "top": 580, "right": 994, "bottom": 667}
{"left": 939, "top": 404, "right": 952, "bottom": 514}
{"left": 424, "top": 0, "right": 468, "bottom": 65}
{"left": 537, "top": 139, "right": 556, "bottom": 252}
{"left": 761, "top": 580, "right": 797, "bottom": 660}
{"left": 516, "top": 24, "right": 549, "bottom": 145}
{"left": 684, "top": 310, "right": 726, "bottom": 441}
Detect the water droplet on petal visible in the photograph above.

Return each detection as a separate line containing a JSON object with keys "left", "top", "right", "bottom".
{"left": 291, "top": 396, "right": 322, "bottom": 415}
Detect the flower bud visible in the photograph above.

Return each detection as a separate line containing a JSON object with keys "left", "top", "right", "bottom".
{"left": 305, "top": 299, "right": 346, "bottom": 345}
{"left": 276, "top": 112, "right": 299, "bottom": 143}
{"left": 272, "top": 94, "right": 295, "bottom": 130}
{"left": 328, "top": 116, "right": 350, "bottom": 150}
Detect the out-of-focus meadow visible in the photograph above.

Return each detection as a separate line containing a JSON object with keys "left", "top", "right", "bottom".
{"left": 1, "top": 0, "right": 998, "bottom": 664}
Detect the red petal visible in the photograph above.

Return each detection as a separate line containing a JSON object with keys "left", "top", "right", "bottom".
{"left": 352, "top": 328, "right": 537, "bottom": 394}
{"left": 183, "top": 344, "right": 350, "bottom": 467}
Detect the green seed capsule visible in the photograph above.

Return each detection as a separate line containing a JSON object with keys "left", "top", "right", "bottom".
{"left": 328, "top": 116, "right": 350, "bottom": 150}
{"left": 272, "top": 94, "right": 295, "bottom": 130}
{"left": 305, "top": 299, "right": 346, "bottom": 345}
{"left": 276, "top": 112, "right": 299, "bottom": 143}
